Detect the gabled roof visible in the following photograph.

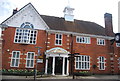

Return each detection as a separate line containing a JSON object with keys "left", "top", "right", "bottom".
{"left": 41, "top": 15, "right": 106, "bottom": 36}
{"left": 1, "top": 3, "right": 49, "bottom": 30}
{"left": 1, "top": 3, "right": 106, "bottom": 36}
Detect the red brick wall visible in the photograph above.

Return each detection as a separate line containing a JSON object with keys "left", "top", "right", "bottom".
{"left": 2, "top": 27, "right": 46, "bottom": 70}
{"left": 0, "top": 37, "right": 2, "bottom": 70}
{"left": 2, "top": 27, "right": 120, "bottom": 74}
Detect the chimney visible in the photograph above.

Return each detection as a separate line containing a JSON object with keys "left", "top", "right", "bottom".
{"left": 104, "top": 13, "right": 114, "bottom": 36}
{"left": 13, "top": 8, "right": 18, "bottom": 15}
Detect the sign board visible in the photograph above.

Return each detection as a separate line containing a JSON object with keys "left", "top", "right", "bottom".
{"left": 37, "top": 59, "right": 43, "bottom": 63}
{"left": 115, "top": 33, "right": 120, "bottom": 43}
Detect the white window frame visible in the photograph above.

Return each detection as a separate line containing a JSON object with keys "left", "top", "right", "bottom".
{"left": 14, "top": 28, "right": 37, "bottom": 44}
{"left": 98, "top": 56, "right": 105, "bottom": 70}
{"left": 55, "top": 34, "right": 62, "bottom": 45}
{"left": 10, "top": 51, "right": 20, "bottom": 67}
{"left": 26, "top": 52, "right": 35, "bottom": 68}
{"left": 116, "top": 43, "right": 120, "bottom": 47}
{"left": 97, "top": 38, "right": 105, "bottom": 45}
{"left": 76, "top": 36, "right": 91, "bottom": 44}
{"left": 118, "top": 57, "right": 120, "bottom": 69}
{"left": 75, "top": 55, "right": 90, "bottom": 70}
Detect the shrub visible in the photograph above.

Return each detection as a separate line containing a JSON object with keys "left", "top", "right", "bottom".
{"left": 2, "top": 69, "right": 44, "bottom": 76}
{"left": 74, "top": 71, "right": 92, "bottom": 76}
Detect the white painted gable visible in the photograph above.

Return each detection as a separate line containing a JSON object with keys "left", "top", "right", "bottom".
{"left": 2, "top": 3, "right": 49, "bottom": 30}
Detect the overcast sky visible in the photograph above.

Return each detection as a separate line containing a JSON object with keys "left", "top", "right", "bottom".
{"left": 0, "top": 0, "right": 119, "bottom": 33}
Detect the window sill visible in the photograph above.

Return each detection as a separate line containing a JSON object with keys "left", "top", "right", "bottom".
{"left": 14, "top": 42, "right": 36, "bottom": 45}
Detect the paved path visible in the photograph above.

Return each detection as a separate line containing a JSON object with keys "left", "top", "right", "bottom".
{"left": 2, "top": 75, "right": 120, "bottom": 80}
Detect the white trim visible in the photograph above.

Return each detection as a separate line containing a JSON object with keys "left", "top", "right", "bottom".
{"left": 45, "top": 47, "right": 70, "bottom": 55}
{"left": 2, "top": 3, "right": 50, "bottom": 30}
{"left": 76, "top": 36, "right": 91, "bottom": 44}
{"left": 75, "top": 55, "right": 90, "bottom": 70}
{"left": 98, "top": 56, "right": 106, "bottom": 70}
{"left": 46, "top": 29, "right": 114, "bottom": 40}
{"left": 10, "top": 51, "right": 20, "bottom": 67}
{"left": 26, "top": 52, "right": 35, "bottom": 68}
{"left": 14, "top": 28, "right": 38, "bottom": 45}
{"left": 97, "top": 38, "right": 105, "bottom": 46}
{"left": 55, "top": 33, "right": 63, "bottom": 46}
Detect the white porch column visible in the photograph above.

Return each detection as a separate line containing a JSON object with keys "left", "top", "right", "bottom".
{"left": 62, "top": 57, "right": 65, "bottom": 75}
{"left": 52, "top": 56, "right": 55, "bottom": 75}
{"left": 45, "top": 57, "right": 48, "bottom": 74}
{"left": 66, "top": 58, "right": 69, "bottom": 75}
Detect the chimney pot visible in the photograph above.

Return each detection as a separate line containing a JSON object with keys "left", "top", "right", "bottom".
{"left": 13, "top": 8, "right": 18, "bottom": 15}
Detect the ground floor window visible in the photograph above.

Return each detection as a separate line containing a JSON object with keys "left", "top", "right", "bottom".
{"left": 98, "top": 56, "right": 105, "bottom": 70}
{"left": 11, "top": 51, "right": 20, "bottom": 67}
{"left": 26, "top": 52, "right": 35, "bottom": 68}
{"left": 118, "top": 57, "right": 120, "bottom": 69}
{"left": 75, "top": 55, "right": 90, "bottom": 70}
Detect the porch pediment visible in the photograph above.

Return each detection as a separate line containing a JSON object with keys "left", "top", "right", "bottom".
{"left": 45, "top": 47, "right": 70, "bottom": 54}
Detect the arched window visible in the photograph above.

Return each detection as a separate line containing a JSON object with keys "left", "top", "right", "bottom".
{"left": 20, "top": 22, "right": 34, "bottom": 29}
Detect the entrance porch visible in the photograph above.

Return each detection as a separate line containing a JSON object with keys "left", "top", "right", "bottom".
{"left": 45, "top": 47, "right": 70, "bottom": 76}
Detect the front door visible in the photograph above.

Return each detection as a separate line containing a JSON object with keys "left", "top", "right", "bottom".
{"left": 55, "top": 57, "right": 63, "bottom": 74}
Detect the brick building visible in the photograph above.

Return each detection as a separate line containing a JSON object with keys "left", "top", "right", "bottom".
{"left": 1, "top": 3, "right": 120, "bottom": 75}
{"left": 0, "top": 32, "right": 2, "bottom": 70}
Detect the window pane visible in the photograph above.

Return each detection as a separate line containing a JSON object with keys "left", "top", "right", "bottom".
{"left": 15, "top": 59, "right": 19, "bottom": 66}
{"left": 31, "top": 54, "right": 34, "bottom": 59}
{"left": 76, "top": 57, "right": 78, "bottom": 61}
{"left": 12, "top": 59, "right": 15, "bottom": 66}
{"left": 76, "top": 62, "right": 78, "bottom": 68}
{"left": 59, "top": 35, "right": 62, "bottom": 39}
{"left": 77, "top": 37, "right": 79, "bottom": 42}
{"left": 56, "top": 40, "right": 58, "bottom": 44}
{"left": 82, "top": 56, "right": 84, "bottom": 61}
{"left": 13, "top": 53, "right": 16, "bottom": 58}
{"left": 27, "top": 60, "right": 30, "bottom": 67}
{"left": 31, "top": 60, "right": 34, "bottom": 67}
{"left": 85, "top": 62, "right": 87, "bottom": 69}
{"left": 28, "top": 53, "right": 30, "bottom": 59}
{"left": 79, "top": 62, "right": 81, "bottom": 69}
{"left": 56, "top": 34, "right": 58, "bottom": 38}
{"left": 59, "top": 40, "right": 61, "bottom": 44}
{"left": 16, "top": 53, "right": 19, "bottom": 58}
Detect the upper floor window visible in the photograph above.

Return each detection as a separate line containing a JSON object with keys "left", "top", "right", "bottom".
{"left": 14, "top": 28, "right": 37, "bottom": 44}
{"left": 98, "top": 56, "right": 105, "bottom": 70}
{"left": 116, "top": 43, "right": 120, "bottom": 47}
{"left": 97, "top": 38, "right": 105, "bottom": 45}
{"left": 26, "top": 52, "right": 35, "bottom": 68}
{"left": 76, "top": 36, "right": 90, "bottom": 44}
{"left": 55, "top": 34, "right": 62, "bottom": 45}
{"left": 75, "top": 55, "right": 90, "bottom": 70}
{"left": 11, "top": 51, "right": 20, "bottom": 67}
{"left": 20, "top": 22, "right": 34, "bottom": 29}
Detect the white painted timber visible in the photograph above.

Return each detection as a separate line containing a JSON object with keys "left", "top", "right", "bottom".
{"left": 2, "top": 3, "right": 49, "bottom": 30}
